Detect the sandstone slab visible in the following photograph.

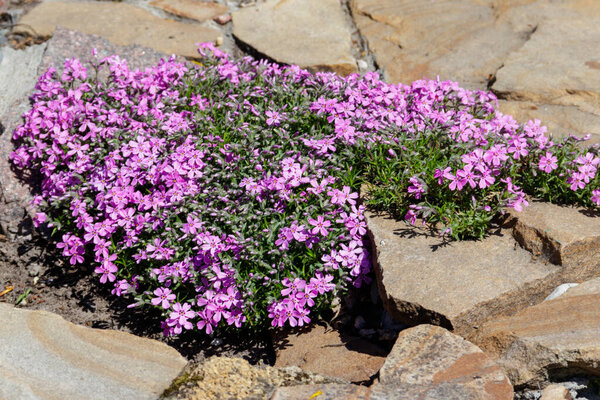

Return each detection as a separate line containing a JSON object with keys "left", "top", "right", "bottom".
{"left": 511, "top": 201, "right": 600, "bottom": 271}
{"left": 232, "top": 0, "right": 356, "bottom": 75}
{"left": 351, "top": 0, "right": 536, "bottom": 88}
{"left": 16, "top": 1, "right": 222, "bottom": 58}
{"left": 371, "top": 324, "right": 513, "bottom": 400}
{"left": 274, "top": 324, "right": 386, "bottom": 383}
{"left": 493, "top": 13, "right": 600, "bottom": 115}
{"left": 497, "top": 100, "right": 600, "bottom": 144}
{"left": 150, "top": 0, "right": 228, "bottom": 22}
{"left": 0, "top": 302, "right": 187, "bottom": 399}
{"left": 469, "top": 278, "right": 600, "bottom": 387}
{"left": 366, "top": 211, "right": 560, "bottom": 335}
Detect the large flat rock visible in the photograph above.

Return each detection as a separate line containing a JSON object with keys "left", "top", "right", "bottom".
{"left": 351, "top": 0, "right": 535, "bottom": 88}
{"left": 16, "top": 1, "right": 222, "bottom": 58}
{"left": 274, "top": 324, "right": 386, "bottom": 383}
{"left": 511, "top": 201, "right": 600, "bottom": 271}
{"left": 493, "top": 12, "right": 600, "bottom": 116}
{"left": 232, "top": 0, "right": 356, "bottom": 75}
{"left": 366, "top": 211, "right": 560, "bottom": 335}
{"left": 469, "top": 277, "right": 600, "bottom": 387}
{"left": 0, "top": 303, "right": 187, "bottom": 400}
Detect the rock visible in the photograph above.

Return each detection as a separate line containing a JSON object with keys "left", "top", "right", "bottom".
{"left": 169, "top": 356, "right": 342, "bottom": 400}
{"left": 232, "top": 0, "right": 356, "bottom": 76}
{"left": 511, "top": 201, "right": 600, "bottom": 271}
{"left": 214, "top": 13, "right": 231, "bottom": 25}
{"left": 497, "top": 100, "right": 600, "bottom": 144}
{"left": 351, "top": 0, "right": 535, "bottom": 88}
{"left": 543, "top": 283, "right": 579, "bottom": 301}
{"left": 354, "top": 315, "right": 367, "bottom": 330}
{"left": 16, "top": 1, "right": 222, "bottom": 59}
{"left": 372, "top": 325, "right": 513, "bottom": 400}
{"left": 274, "top": 324, "right": 387, "bottom": 383}
{"left": 0, "top": 43, "right": 46, "bottom": 236}
{"left": 366, "top": 211, "right": 559, "bottom": 335}
{"left": 469, "top": 277, "right": 600, "bottom": 387}
{"left": 493, "top": 13, "right": 600, "bottom": 116}
{"left": 0, "top": 303, "right": 186, "bottom": 400}
{"left": 270, "top": 383, "right": 370, "bottom": 400}
{"left": 150, "top": 0, "right": 228, "bottom": 23}
{"left": 540, "top": 384, "right": 573, "bottom": 400}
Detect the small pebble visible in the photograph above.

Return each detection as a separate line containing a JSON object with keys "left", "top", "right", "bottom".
{"left": 357, "top": 59, "right": 368, "bottom": 71}
{"left": 215, "top": 36, "right": 224, "bottom": 46}
{"left": 214, "top": 14, "right": 232, "bottom": 25}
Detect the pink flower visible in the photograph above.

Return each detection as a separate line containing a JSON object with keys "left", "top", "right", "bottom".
{"left": 151, "top": 287, "right": 176, "bottom": 309}
{"left": 538, "top": 152, "right": 558, "bottom": 173}
{"left": 308, "top": 215, "right": 331, "bottom": 236}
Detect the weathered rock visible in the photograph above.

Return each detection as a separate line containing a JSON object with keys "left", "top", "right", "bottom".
{"left": 351, "top": 0, "right": 536, "bottom": 88}
{"left": 0, "top": 302, "right": 187, "bottom": 400}
{"left": 168, "top": 356, "right": 342, "bottom": 400}
{"left": 0, "top": 43, "right": 46, "bottom": 236}
{"left": 540, "top": 384, "right": 573, "bottom": 400}
{"left": 274, "top": 324, "right": 387, "bottom": 383}
{"left": 366, "top": 211, "right": 560, "bottom": 335}
{"left": 150, "top": 0, "right": 228, "bottom": 23}
{"left": 232, "top": 0, "right": 356, "bottom": 75}
{"left": 373, "top": 325, "right": 513, "bottom": 400}
{"left": 16, "top": 1, "right": 222, "bottom": 58}
{"left": 511, "top": 201, "right": 600, "bottom": 271}
{"left": 469, "top": 278, "right": 600, "bottom": 387}
{"left": 497, "top": 100, "right": 600, "bottom": 144}
{"left": 493, "top": 13, "right": 600, "bottom": 116}
{"left": 271, "top": 384, "right": 370, "bottom": 400}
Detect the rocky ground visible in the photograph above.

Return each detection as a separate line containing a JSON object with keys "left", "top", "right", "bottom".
{"left": 1, "top": 0, "right": 600, "bottom": 399}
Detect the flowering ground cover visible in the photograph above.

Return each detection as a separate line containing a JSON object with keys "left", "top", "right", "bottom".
{"left": 10, "top": 44, "right": 600, "bottom": 336}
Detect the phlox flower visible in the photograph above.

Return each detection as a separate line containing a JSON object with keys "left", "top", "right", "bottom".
{"left": 538, "top": 152, "right": 558, "bottom": 173}
{"left": 308, "top": 215, "right": 331, "bottom": 236}
{"left": 151, "top": 287, "right": 176, "bottom": 309}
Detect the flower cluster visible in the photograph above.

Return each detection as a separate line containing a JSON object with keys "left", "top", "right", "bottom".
{"left": 11, "top": 42, "right": 600, "bottom": 336}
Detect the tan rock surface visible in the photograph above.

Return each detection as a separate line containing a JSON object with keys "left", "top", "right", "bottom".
{"left": 232, "top": 0, "right": 356, "bottom": 75}
{"left": 150, "top": 0, "right": 228, "bottom": 22}
{"left": 0, "top": 303, "right": 187, "bottom": 400}
{"left": 469, "top": 283, "right": 600, "bottom": 386}
{"left": 16, "top": 1, "right": 222, "bottom": 58}
{"left": 274, "top": 324, "right": 386, "bottom": 383}
{"left": 540, "top": 384, "right": 573, "bottom": 400}
{"left": 493, "top": 13, "right": 600, "bottom": 116}
{"left": 497, "top": 100, "right": 600, "bottom": 144}
{"left": 511, "top": 201, "right": 600, "bottom": 270}
{"left": 373, "top": 325, "right": 513, "bottom": 400}
{"left": 170, "top": 356, "right": 342, "bottom": 400}
{"left": 366, "top": 211, "right": 560, "bottom": 335}
{"left": 351, "top": 0, "right": 535, "bottom": 88}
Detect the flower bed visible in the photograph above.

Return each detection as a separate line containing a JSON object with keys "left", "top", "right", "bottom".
{"left": 11, "top": 44, "right": 600, "bottom": 336}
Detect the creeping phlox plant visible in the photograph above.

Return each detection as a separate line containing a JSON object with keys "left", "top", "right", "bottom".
{"left": 11, "top": 43, "right": 600, "bottom": 335}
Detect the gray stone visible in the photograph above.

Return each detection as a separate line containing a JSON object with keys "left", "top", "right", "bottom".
{"left": 0, "top": 43, "right": 46, "bottom": 236}
{"left": 540, "top": 384, "right": 573, "bottom": 400}
{"left": 16, "top": 1, "right": 222, "bottom": 59}
{"left": 372, "top": 325, "right": 513, "bottom": 400}
{"left": 366, "top": 211, "right": 559, "bottom": 335}
{"left": 0, "top": 303, "right": 187, "bottom": 400}
{"left": 469, "top": 277, "right": 600, "bottom": 387}
{"left": 232, "top": 0, "right": 356, "bottom": 76}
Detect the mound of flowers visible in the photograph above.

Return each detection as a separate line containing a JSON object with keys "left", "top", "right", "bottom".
{"left": 10, "top": 44, "right": 600, "bottom": 335}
